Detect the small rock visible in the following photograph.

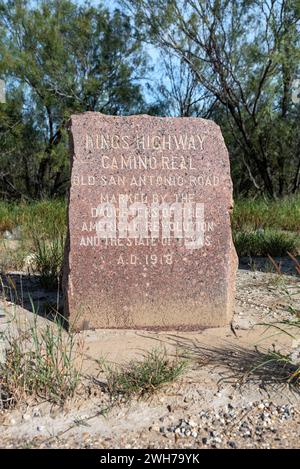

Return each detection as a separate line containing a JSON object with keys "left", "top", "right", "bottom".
{"left": 228, "top": 441, "right": 237, "bottom": 449}
{"left": 3, "top": 230, "right": 13, "bottom": 240}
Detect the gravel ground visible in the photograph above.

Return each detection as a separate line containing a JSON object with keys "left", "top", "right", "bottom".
{"left": 1, "top": 395, "right": 299, "bottom": 449}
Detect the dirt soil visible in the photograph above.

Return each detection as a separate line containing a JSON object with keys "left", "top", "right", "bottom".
{"left": 0, "top": 266, "right": 299, "bottom": 449}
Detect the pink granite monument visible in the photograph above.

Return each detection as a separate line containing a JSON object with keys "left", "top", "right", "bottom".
{"left": 63, "top": 113, "right": 238, "bottom": 330}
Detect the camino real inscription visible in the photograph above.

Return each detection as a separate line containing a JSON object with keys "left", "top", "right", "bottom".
{"left": 63, "top": 112, "right": 238, "bottom": 330}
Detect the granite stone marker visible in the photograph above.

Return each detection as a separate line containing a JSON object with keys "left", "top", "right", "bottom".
{"left": 63, "top": 113, "right": 238, "bottom": 330}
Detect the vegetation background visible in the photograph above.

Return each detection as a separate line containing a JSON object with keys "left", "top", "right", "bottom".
{"left": 0, "top": 0, "right": 300, "bottom": 200}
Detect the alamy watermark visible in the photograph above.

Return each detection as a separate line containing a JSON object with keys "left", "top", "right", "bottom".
{"left": 90, "top": 196, "right": 206, "bottom": 250}
{"left": 0, "top": 80, "right": 5, "bottom": 103}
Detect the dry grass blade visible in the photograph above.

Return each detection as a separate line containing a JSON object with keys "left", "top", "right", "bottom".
{"left": 267, "top": 255, "right": 282, "bottom": 275}
{"left": 287, "top": 251, "right": 300, "bottom": 275}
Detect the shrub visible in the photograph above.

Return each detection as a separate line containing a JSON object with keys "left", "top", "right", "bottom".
{"left": 105, "top": 348, "right": 187, "bottom": 400}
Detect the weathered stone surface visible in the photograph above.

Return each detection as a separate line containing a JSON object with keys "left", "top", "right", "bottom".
{"left": 63, "top": 112, "right": 237, "bottom": 330}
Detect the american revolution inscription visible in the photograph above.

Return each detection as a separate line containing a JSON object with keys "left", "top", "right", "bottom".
{"left": 63, "top": 113, "right": 237, "bottom": 330}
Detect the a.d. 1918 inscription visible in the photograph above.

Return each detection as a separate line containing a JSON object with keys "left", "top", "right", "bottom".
{"left": 63, "top": 113, "right": 237, "bottom": 330}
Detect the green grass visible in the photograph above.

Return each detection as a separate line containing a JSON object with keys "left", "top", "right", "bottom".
{"left": 233, "top": 196, "right": 300, "bottom": 232}
{"left": 105, "top": 348, "right": 188, "bottom": 400}
{"left": 0, "top": 199, "right": 66, "bottom": 281}
{"left": 234, "top": 229, "right": 299, "bottom": 257}
{"left": 0, "top": 308, "right": 83, "bottom": 408}
{"left": 233, "top": 196, "right": 300, "bottom": 256}
{"left": 32, "top": 232, "right": 65, "bottom": 288}
{"left": 0, "top": 199, "right": 66, "bottom": 240}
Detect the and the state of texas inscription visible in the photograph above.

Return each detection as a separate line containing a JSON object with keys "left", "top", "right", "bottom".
{"left": 63, "top": 113, "right": 238, "bottom": 330}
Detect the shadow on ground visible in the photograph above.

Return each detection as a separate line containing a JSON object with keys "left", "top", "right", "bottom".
{"left": 165, "top": 335, "right": 300, "bottom": 395}
{"left": 0, "top": 271, "right": 63, "bottom": 323}
{"left": 239, "top": 256, "right": 300, "bottom": 276}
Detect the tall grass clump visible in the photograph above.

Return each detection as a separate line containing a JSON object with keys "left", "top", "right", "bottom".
{"left": 23, "top": 199, "right": 67, "bottom": 240}
{"left": 0, "top": 310, "right": 83, "bottom": 409}
{"left": 105, "top": 348, "right": 188, "bottom": 400}
{"left": 234, "top": 229, "right": 299, "bottom": 257}
{"left": 233, "top": 195, "right": 300, "bottom": 232}
{"left": 32, "top": 232, "right": 65, "bottom": 289}
{"left": 0, "top": 200, "right": 66, "bottom": 282}
{"left": 0, "top": 199, "right": 67, "bottom": 239}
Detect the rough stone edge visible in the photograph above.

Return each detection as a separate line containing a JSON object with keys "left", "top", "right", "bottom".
{"left": 62, "top": 117, "right": 75, "bottom": 329}
{"left": 63, "top": 113, "right": 238, "bottom": 331}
